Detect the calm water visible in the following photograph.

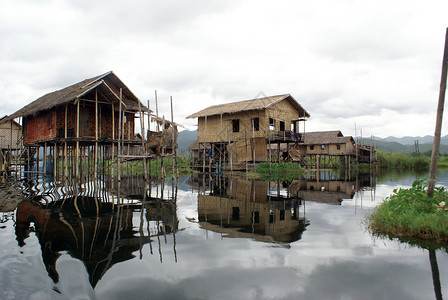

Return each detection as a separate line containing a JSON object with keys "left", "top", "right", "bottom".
{"left": 0, "top": 170, "right": 447, "bottom": 300}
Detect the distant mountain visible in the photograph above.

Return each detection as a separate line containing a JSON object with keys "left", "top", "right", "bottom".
{"left": 177, "top": 130, "right": 448, "bottom": 155}
{"left": 360, "top": 137, "right": 448, "bottom": 154}
{"left": 177, "top": 129, "right": 197, "bottom": 152}
{"left": 375, "top": 135, "right": 448, "bottom": 145}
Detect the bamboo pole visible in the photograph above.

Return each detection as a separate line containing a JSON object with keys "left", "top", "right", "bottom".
{"left": 203, "top": 116, "right": 207, "bottom": 173}
{"left": 170, "top": 96, "right": 177, "bottom": 180}
{"left": 54, "top": 143, "right": 57, "bottom": 178}
{"left": 147, "top": 99, "right": 151, "bottom": 177}
{"left": 76, "top": 99, "right": 80, "bottom": 179}
{"left": 43, "top": 142, "right": 47, "bottom": 177}
{"left": 428, "top": 28, "right": 448, "bottom": 198}
{"left": 111, "top": 102, "right": 115, "bottom": 178}
{"left": 138, "top": 98, "right": 148, "bottom": 181}
{"left": 219, "top": 113, "right": 223, "bottom": 169}
{"left": 36, "top": 145, "right": 40, "bottom": 176}
{"left": 118, "top": 89, "right": 122, "bottom": 182}
{"left": 64, "top": 103, "right": 68, "bottom": 180}
{"left": 228, "top": 126, "right": 232, "bottom": 173}
{"left": 155, "top": 90, "right": 159, "bottom": 132}
{"left": 95, "top": 89, "right": 98, "bottom": 180}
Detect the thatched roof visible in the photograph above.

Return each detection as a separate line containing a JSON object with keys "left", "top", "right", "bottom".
{"left": 6, "top": 71, "right": 149, "bottom": 121}
{"left": 0, "top": 115, "right": 21, "bottom": 127}
{"left": 186, "top": 94, "right": 310, "bottom": 119}
{"left": 302, "top": 131, "right": 355, "bottom": 145}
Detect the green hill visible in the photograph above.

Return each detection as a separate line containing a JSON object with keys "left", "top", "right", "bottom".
{"left": 360, "top": 138, "right": 448, "bottom": 155}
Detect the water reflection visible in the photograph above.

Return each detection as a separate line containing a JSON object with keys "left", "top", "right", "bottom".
{"left": 188, "top": 171, "right": 376, "bottom": 245}
{"left": 2, "top": 169, "right": 447, "bottom": 299}
{"left": 12, "top": 175, "right": 178, "bottom": 289}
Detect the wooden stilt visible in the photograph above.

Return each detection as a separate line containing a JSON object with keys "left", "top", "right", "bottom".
{"left": 111, "top": 102, "right": 115, "bottom": 178}
{"left": 76, "top": 98, "right": 80, "bottom": 179}
{"left": 64, "top": 103, "right": 68, "bottom": 180}
{"left": 138, "top": 97, "right": 148, "bottom": 181}
{"left": 170, "top": 96, "right": 177, "bottom": 180}
{"left": 43, "top": 142, "right": 47, "bottom": 177}
{"left": 118, "top": 89, "right": 122, "bottom": 182}
{"left": 95, "top": 89, "right": 98, "bottom": 180}
{"left": 228, "top": 126, "right": 232, "bottom": 173}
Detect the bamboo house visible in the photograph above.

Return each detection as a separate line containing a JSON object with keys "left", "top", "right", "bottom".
{"left": 4, "top": 71, "right": 157, "bottom": 180}
{"left": 186, "top": 94, "right": 310, "bottom": 169}
{"left": 187, "top": 95, "right": 376, "bottom": 170}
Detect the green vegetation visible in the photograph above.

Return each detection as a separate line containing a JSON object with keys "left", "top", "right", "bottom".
{"left": 254, "top": 162, "right": 304, "bottom": 180}
{"left": 368, "top": 179, "right": 448, "bottom": 246}
{"left": 437, "top": 156, "right": 448, "bottom": 168}
{"left": 376, "top": 151, "right": 430, "bottom": 170}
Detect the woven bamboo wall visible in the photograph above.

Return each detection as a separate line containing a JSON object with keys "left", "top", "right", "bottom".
{"left": 0, "top": 122, "right": 21, "bottom": 149}
{"left": 265, "top": 100, "right": 302, "bottom": 132}
{"left": 295, "top": 141, "right": 355, "bottom": 156}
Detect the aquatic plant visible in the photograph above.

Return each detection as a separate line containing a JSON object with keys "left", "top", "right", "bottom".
{"left": 368, "top": 178, "right": 448, "bottom": 245}
{"left": 376, "top": 151, "right": 430, "bottom": 170}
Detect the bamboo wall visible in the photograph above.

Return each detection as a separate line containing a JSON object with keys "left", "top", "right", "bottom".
{"left": 296, "top": 142, "right": 355, "bottom": 156}
{"left": 265, "top": 99, "right": 303, "bottom": 132}
{"left": 0, "top": 121, "right": 21, "bottom": 150}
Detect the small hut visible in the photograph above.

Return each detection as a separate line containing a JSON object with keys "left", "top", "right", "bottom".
{"left": 6, "top": 71, "right": 149, "bottom": 146}
{"left": 4, "top": 71, "right": 152, "bottom": 177}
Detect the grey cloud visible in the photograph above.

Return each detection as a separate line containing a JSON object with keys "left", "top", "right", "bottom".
{"left": 66, "top": 0, "right": 237, "bottom": 35}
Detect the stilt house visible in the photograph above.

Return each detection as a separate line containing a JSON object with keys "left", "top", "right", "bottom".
{"left": 186, "top": 94, "right": 310, "bottom": 165}
{"left": 6, "top": 71, "right": 149, "bottom": 146}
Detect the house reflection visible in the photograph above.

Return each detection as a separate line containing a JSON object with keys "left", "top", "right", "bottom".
{"left": 190, "top": 172, "right": 376, "bottom": 244}
{"left": 192, "top": 176, "right": 309, "bottom": 244}
{"left": 15, "top": 178, "right": 178, "bottom": 288}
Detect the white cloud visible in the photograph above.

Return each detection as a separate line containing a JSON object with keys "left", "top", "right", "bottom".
{"left": 0, "top": 0, "right": 447, "bottom": 137}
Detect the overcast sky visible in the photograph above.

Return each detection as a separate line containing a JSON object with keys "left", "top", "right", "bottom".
{"left": 1, "top": 0, "right": 447, "bottom": 138}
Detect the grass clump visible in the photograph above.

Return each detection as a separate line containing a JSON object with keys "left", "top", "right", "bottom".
{"left": 376, "top": 151, "right": 430, "bottom": 170}
{"left": 255, "top": 162, "right": 304, "bottom": 180}
{"left": 368, "top": 178, "right": 448, "bottom": 245}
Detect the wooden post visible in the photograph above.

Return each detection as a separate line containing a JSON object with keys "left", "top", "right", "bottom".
{"left": 170, "top": 96, "right": 177, "bottom": 180}
{"left": 76, "top": 98, "right": 80, "bottom": 179}
{"left": 36, "top": 145, "right": 40, "bottom": 175}
{"left": 147, "top": 99, "right": 151, "bottom": 177}
{"left": 43, "top": 142, "right": 47, "bottom": 177}
{"left": 252, "top": 118, "right": 256, "bottom": 169}
{"left": 54, "top": 143, "right": 57, "bottom": 178}
{"left": 203, "top": 116, "right": 207, "bottom": 173}
{"left": 64, "top": 103, "right": 68, "bottom": 180}
{"left": 138, "top": 98, "right": 148, "bottom": 181}
{"left": 277, "top": 142, "right": 280, "bottom": 163}
{"left": 245, "top": 126, "right": 248, "bottom": 172}
{"left": 228, "top": 126, "right": 232, "bottom": 173}
{"left": 111, "top": 102, "right": 115, "bottom": 178}
{"left": 155, "top": 90, "right": 159, "bottom": 132}
{"left": 428, "top": 28, "right": 448, "bottom": 198}
{"left": 9, "top": 121, "right": 13, "bottom": 169}
{"left": 95, "top": 89, "right": 98, "bottom": 180}
{"left": 219, "top": 113, "right": 223, "bottom": 169}
{"left": 118, "top": 89, "right": 122, "bottom": 181}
